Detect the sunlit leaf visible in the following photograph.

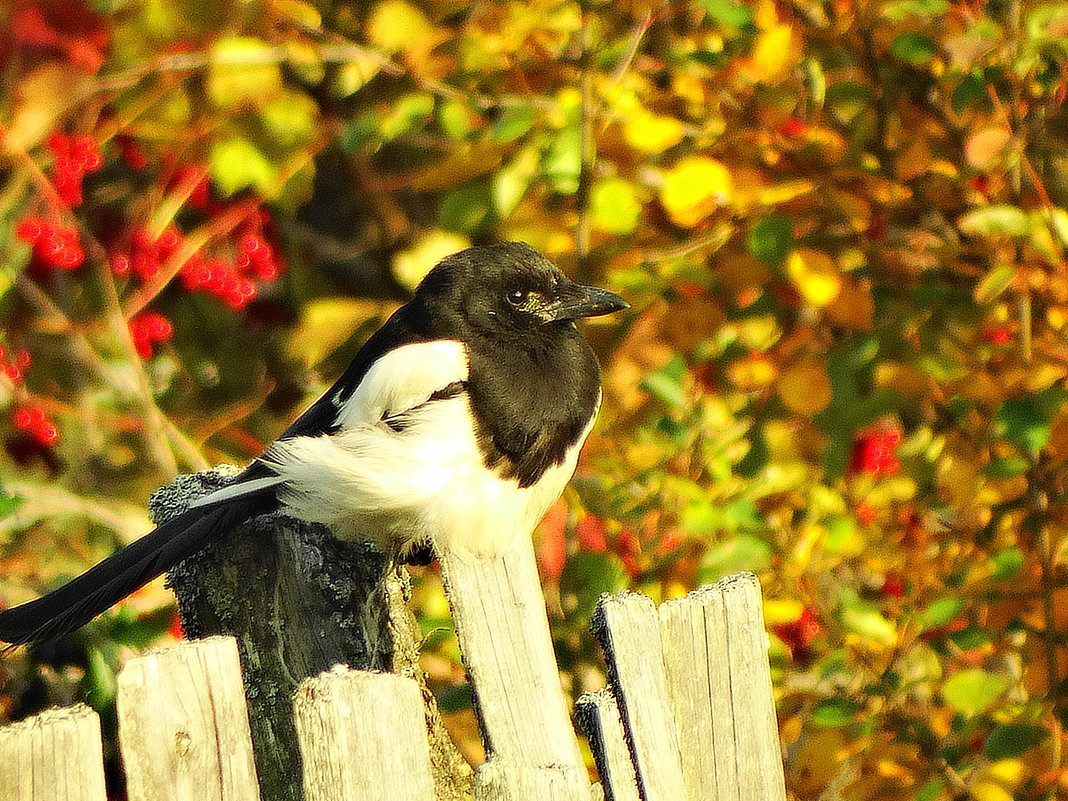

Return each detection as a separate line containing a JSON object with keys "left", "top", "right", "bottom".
{"left": 810, "top": 698, "right": 859, "bottom": 728}
{"left": 623, "top": 110, "right": 685, "bottom": 154}
{"left": 591, "top": 179, "right": 642, "bottom": 235}
{"left": 778, "top": 362, "right": 833, "bottom": 416}
{"left": 641, "top": 355, "right": 687, "bottom": 408}
{"left": 959, "top": 205, "right": 1031, "bottom": 238}
{"left": 942, "top": 669, "right": 1008, "bottom": 716}
{"left": 965, "top": 127, "right": 1013, "bottom": 171}
{"left": 491, "top": 104, "right": 537, "bottom": 144}
{"left": 206, "top": 36, "right": 283, "bottom": 109}
{"left": 995, "top": 398, "right": 1052, "bottom": 453}
{"left": 702, "top": 0, "right": 755, "bottom": 30}
{"left": 973, "top": 263, "right": 1016, "bottom": 304}
{"left": 786, "top": 248, "right": 841, "bottom": 307}
{"left": 698, "top": 535, "right": 772, "bottom": 583}
{"left": 366, "top": 0, "right": 435, "bottom": 53}
{"left": 660, "top": 157, "right": 733, "bottom": 227}
{"left": 209, "top": 137, "right": 278, "bottom": 197}
{"left": 920, "top": 596, "right": 963, "bottom": 631}
{"left": 748, "top": 24, "right": 800, "bottom": 83}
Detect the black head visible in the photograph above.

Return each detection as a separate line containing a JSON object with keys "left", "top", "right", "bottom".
{"left": 415, "top": 242, "right": 628, "bottom": 341}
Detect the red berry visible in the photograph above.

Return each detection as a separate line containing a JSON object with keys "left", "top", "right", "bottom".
{"left": 129, "top": 311, "right": 174, "bottom": 359}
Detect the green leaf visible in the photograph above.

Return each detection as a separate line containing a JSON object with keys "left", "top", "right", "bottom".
{"left": 702, "top": 0, "right": 754, "bottom": 30}
{"left": 919, "top": 596, "right": 963, "bottom": 631}
{"left": 206, "top": 36, "right": 283, "bottom": 109}
{"left": 560, "top": 552, "right": 628, "bottom": 624}
{"left": 958, "top": 205, "right": 1031, "bottom": 238}
{"left": 439, "top": 182, "right": 493, "bottom": 234}
{"left": 258, "top": 90, "right": 319, "bottom": 149}
{"left": 379, "top": 92, "right": 435, "bottom": 140}
{"left": 890, "top": 33, "right": 939, "bottom": 66}
{"left": 991, "top": 547, "right": 1025, "bottom": 581}
{"left": 698, "top": 535, "right": 772, "bottom": 583}
{"left": 209, "top": 138, "right": 278, "bottom": 197}
{"left": 491, "top": 104, "right": 537, "bottom": 144}
{"left": 995, "top": 397, "right": 1051, "bottom": 453}
{"left": 973, "top": 263, "right": 1016, "bottom": 303}
{"left": 942, "top": 668, "right": 1008, "bottom": 716}
{"left": 0, "top": 489, "right": 24, "bottom": 517}
{"left": 748, "top": 213, "right": 793, "bottom": 267}
{"left": 952, "top": 72, "right": 989, "bottom": 113}
{"left": 810, "top": 698, "right": 860, "bottom": 728}
{"left": 841, "top": 599, "right": 896, "bottom": 647}
{"left": 881, "top": 0, "right": 950, "bottom": 22}
{"left": 983, "top": 723, "right": 1048, "bottom": 760}
{"left": 641, "top": 355, "right": 687, "bottom": 408}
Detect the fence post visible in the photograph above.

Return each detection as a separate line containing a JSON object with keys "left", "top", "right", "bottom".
{"left": 0, "top": 705, "right": 107, "bottom": 801}
{"left": 292, "top": 666, "right": 435, "bottom": 801}
{"left": 116, "top": 636, "right": 260, "bottom": 801}
{"left": 437, "top": 536, "right": 593, "bottom": 800}
{"left": 591, "top": 592, "right": 687, "bottom": 801}
{"left": 575, "top": 689, "right": 640, "bottom": 801}
{"left": 659, "top": 572, "right": 786, "bottom": 801}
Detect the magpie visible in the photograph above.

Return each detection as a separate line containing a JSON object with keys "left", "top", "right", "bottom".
{"left": 0, "top": 242, "right": 627, "bottom": 646}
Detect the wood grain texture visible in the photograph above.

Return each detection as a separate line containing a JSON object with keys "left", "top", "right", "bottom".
{"left": 575, "top": 689, "right": 640, "bottom": 801}
{"left": 659, "top": 573, "right": 786, "bottom": 801}
{"left": 293, "top": 666, "right": 435, "bottom": 801}
{"left": 438, "top": 536, "right": 585, "bottom": 775}
{"left": 0, "top": 705, "right": 107, "bottom": 801}
{"left": 591, "top": 591, "right": 686, "bottom": 801}
{"left": 116, "top": 636, "right": 260, "bottom": 801}
{"left": 472, "top": 760, "right": 597, "bottom": 801}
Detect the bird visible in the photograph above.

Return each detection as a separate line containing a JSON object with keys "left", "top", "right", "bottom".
{"left": 0, "top": 242, "right": 628, "bottom": 646}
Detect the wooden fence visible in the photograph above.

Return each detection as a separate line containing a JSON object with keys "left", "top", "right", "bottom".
{"left": 0, "top": 571, "right": 786, "bottom": 801}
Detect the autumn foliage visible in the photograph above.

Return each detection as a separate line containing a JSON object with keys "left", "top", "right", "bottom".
{"left": 2, "top": 0, "right": 1068, "bottom": 797}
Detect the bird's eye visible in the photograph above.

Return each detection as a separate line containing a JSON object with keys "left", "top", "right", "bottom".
{"left": 507, "top": 289, "right": 528, "bottom": 306}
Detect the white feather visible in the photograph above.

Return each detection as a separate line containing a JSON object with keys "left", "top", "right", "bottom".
{"left": 262, "top": 339, "right": 598, "bottom": 559}
{"left": 333, "top": 339, "right": 469, "bottom": 428}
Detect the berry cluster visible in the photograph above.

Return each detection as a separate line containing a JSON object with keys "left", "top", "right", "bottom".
{"left": 129, "top": 311, "right": 174, "bottom": 359}
{"left": 12, "top": 405, "right": 59, "bottom": 448}
{"left": 849, "top": 427, "right": 902, "bottom": 477}
{"left": 47, "top": 131, "right": 103, "bottom": 208}
{"left": 16, "top": 217, "right": 85, "bottom": 275}
{"left": 112, "top": 215, "right": 282, "bottom": 311}
{"left": 0, "top": 345, "right": 32, "bottom": 384}
{"left": 772, "top": 607, "right": 821, "bottom": 661}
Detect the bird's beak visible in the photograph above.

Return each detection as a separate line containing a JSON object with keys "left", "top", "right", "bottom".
{"left": 543, "top": 283, "right": 629, "bottom": 322}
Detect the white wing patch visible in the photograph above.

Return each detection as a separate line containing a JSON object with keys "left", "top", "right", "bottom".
{"left": 332, "top": 339, "right": 469, "bottom": 429}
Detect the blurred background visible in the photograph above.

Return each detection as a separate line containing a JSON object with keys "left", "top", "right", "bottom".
{"left": 2, "top": 0, "right": 1068, "bottom": 797}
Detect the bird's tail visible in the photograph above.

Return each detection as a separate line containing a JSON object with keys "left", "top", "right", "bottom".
{"left": 0, "top": 487, "right": 278, "bottom": 646}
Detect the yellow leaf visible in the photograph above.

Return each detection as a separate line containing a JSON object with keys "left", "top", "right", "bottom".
{"left": 764, "top": 598, "right": 805, "bottom": 626}
{"left": 778, "top": 362, "right": 833, "bottom": 415}
{"left": 393, "top": 231, "right": 471, "bottom": 291}
{"left": 623, "top": 110, "right": 686, "bottom": 154}
{"left": 660, "top": 157, "right": 733, "bottom": 227}
{"left": 825, "top": 277, "right": 875, "bottom": 331}
{"left": 367, "top": 0, "right": 435, "bottom": 53}
{"left": 966, "top": 127, "right": 1013, "bottom": 171}
{"left": 726, "top": 355, "right": 778, "bottom": 390}
{"left": 747, "top": 24, "right": 801, "bottom": 84}
{"left": 206, "top": 36, "right": 283, "bottom": 110}
{"left": 786, "top": 249, "right": 842, "bottom": 307}
{"left": 757, "top": 178, "right": 816, "bottom": 206}
{"left": 897, "top": 137, "right": 932, "bottom": 181}
{"left": 591, "top": 179, "right": 643, "bottom": 234}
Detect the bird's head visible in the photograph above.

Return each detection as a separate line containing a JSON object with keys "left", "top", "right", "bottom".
{"left": 418, "top": 242, "right": 628, "bottom": 341}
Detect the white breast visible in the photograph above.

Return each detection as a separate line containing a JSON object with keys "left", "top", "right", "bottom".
{"left": 262, "top": 340, "right": 597, "bottom": 559}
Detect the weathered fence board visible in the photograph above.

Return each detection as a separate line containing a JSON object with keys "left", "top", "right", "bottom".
{"left": 293, "top": 666, "right": 435, "bottom": 801}
{"left": 116, "top": 635, "right": 260, "bottom": 801}
{"left": 575, "top": 689, "right": 640, "bottom": 801}
{"left": 473, "top": 760, "right": 597, "bottom": 801}
{"left": 438, "top": 537, "right": 586, "bottom": 775}
{"left": 591, "top": 591, "right": 687, "bottom": 801}
{"left": 660, "top": 574, "right": 786, "bottom": 801}
{"left": 0, "top": 704, "right": 107, "bottom": 801}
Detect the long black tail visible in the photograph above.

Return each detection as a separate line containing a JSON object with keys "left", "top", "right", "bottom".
{"left": 0, "top": 491, "right": 277, "bottom": 646}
